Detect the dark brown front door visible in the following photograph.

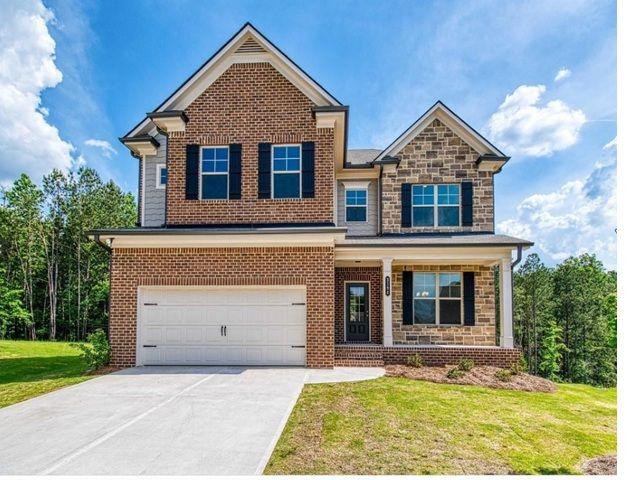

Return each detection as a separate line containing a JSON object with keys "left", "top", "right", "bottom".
{"left": 345, "top": 282, "right": 370, "bottom": 342}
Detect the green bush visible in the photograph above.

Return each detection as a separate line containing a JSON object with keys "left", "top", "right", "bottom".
{"left": 495, "top": 369, "right": 513, "bottom": 382}
{"left": 72, "top": 329, "right": 110, "bottom": 371}
{"left": 510, "top": 356, "right": 528, "bottom": 375}
{"left": 406, "top": 354, "right": 423, "bottom": 368}
{"left": 446, "top": 367, "right": 464, "bottom": 379}
{"left": 457, "top": 358, "right": 474, "bottom": 372}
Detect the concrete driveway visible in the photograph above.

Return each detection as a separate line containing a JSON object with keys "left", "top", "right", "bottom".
{"left": 0, "top": 366, "right": 383, "bottom": 475}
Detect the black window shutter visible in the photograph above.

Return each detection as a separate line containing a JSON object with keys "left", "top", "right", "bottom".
{"left": 301, "top": 141, "right": 315, "bottom": 198}
{"left": 258, "top": 143, "right": 271, "bottom": 199}
{"left": 401, "top": 183, "right": 412, "bottom": 227}
{"left": 461, "top": 181, "right": 473, "bottom": 226}
{"left": 402, "top": 270, "right": 413, "bottom": 325}
{"left": 463, "top": 271, "right": 475, "bottom": 326}
{"left": 185, "top": 144, "right": 199, "bottom": 200}
{"left": 229, "top": 144, "right": 242, "bottom": 200}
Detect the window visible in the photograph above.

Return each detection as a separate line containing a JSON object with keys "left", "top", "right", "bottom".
{"left": 201, "top": 146, "right": 229, "bottom": 199}
{"left": 156, "top": 164, "right": 167, "bottom": 189}
{"left": 411, "top": 184, "right": 460, "bottom": 227}
{"left": 272, "top": 145, "right": 301, "bottom": 198}
{"left": 412, "top": 272, "right": 462, "bottom": 325}
{"left": 345, "top": 189, "right": 367, "bottom": 222}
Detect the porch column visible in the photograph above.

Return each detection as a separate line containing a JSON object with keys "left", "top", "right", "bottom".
{"left": 382, "top": 257, "right": 394, "bottom": 347}
{"left": 499, "top": 255, "right": 514, "bottom": 348}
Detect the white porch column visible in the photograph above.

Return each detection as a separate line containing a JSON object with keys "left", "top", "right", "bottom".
{"left": 382, "top": 257, "right": 394, "bottom": 347}
{"left": 499, "top": 255, "right": 514, "bottom": 348}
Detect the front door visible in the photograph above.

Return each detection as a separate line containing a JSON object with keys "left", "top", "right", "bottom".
{"left": 345, "top": 282, "right": 370, "bottom": 342}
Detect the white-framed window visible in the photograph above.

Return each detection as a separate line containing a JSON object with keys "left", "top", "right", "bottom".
{"left": 412, "top": 272, "right": 462, "bottom": 325}
{"left": 156, "top": 164, "right": 167, "bottom": 189}
{"left": 200, "top": 146, "right": 229, "bottom": 199}
{"left": 345, "top": 188, "right": 367, "bottom": 222}
{"left": 272, "top": 144, "right": 301, "bottom": 199}
{"left": 411, "top": 184, "right": 460, "bottom": 227}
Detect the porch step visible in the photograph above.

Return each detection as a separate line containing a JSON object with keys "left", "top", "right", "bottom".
{"left": 335, "top": 344, "right": 384, "bottom": 367}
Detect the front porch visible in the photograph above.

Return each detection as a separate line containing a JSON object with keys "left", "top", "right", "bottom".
{"left": 334, "top": 236, "right": 524, "bottom": 367}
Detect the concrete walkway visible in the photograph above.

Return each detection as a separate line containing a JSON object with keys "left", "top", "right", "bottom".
{"left": 0, "top": 366, "right": 383, "bottom": 475}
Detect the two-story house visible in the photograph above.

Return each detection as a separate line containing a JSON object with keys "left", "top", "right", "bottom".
{"left": 89, "top": 23, "right": 532, "bottom": 368}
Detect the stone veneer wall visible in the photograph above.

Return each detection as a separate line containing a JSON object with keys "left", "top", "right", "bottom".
{"left": 334, "top": 266, "right": 382, "bottom": 344}
{"left": 109, "top": 246, "right": 335, "bottom": 368}
{"left": 392, "top": 264, "right": 496, "bottom": 346}
{"left": 381, "top": 118, "right": 494, "bottom": 234}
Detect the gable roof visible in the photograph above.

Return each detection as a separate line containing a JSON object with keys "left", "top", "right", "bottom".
{"left": 125, "top": 22, "right": 342, "bottom": 138}
{"left": 373, "top": 101, "right": 506, "bottom": 163}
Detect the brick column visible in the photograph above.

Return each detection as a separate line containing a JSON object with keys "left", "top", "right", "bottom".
{"left": 382, "top": 257, "right": 393, "bottom": 347}
{"left": 499, "top": 256, "right": 514, "bottom": 348}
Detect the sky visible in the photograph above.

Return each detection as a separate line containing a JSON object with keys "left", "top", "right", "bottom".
{"left": 0, "top": 0, "right": 617, "bottom": 267}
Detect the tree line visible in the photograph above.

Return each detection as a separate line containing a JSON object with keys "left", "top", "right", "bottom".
{"left": 0, "top": 169, "right": 135, "bottom": 341}
{"left": 0, "top": 169, "right": 616, "bottom": 386}
{"left": 513, "top": 253, "right": 616, "bottom": 387}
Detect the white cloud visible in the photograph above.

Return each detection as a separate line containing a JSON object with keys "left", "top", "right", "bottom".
{"left": 0, "top": 0, "right": 75, "bottom": 184}
{"left": 499, "top": 141, "right": 616, "bottom": 268}
{"left": 85, "top": 138, "right": 116, "bottom": 157}
{"left": 603, "top": 137, "right": 616, "bottom": 150}
{"left": 554, "top": 67, "right": 572, "bottom": 82}
{"left": 485, "top": 84, "right": 586, "bottom": 157}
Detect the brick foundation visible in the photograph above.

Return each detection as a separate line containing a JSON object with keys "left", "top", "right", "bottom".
{"left": 335, "top": 344, "right": 521, "bottom": 368}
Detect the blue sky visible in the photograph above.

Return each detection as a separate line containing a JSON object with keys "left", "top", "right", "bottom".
{"left": 0, "top": 0, "right": 616, "bottom": 267}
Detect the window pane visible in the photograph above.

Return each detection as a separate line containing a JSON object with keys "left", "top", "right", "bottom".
{"left": 346, "top": 206, "right": 366, "bottom": 222}
{"left": 273, "top": 173, "right": 300, "bottom": 198}
{"left": 273, "top": 158, "right": 286, "bottom": 171}
{"left": 287, "top": 158, "right": 300, "bottom": 171}
{"left": 438, "top": 206, "right": 459, "bottom": 226}
{"left": 439, "top": 273, "right": 461, "bottom": 298}
{"left": 437, "top": 184, "right": 460, "bottom": 205}
{"left": 414, "top": 299, "right": 436, "bottom": 324}
{"left": 160, "top": 168, "right": 167, "bottom": 185}
{"left": 201, "top": 174, "right": 228, "bottom": 199}
{"left": 413, "top": 206, "right": 434, "bottom": 226}
{"left": 287, "top": 146, "right": 300, "bottom": 158}
{"left": 413, "top": 272, "right": 436, "bottom": 298}
{"left": 273, "top": 146, "right": 286, "bottom": 159}
{"left": 202, "top": 148, "right": 215, "bottom": 160}
{"left": 215, "top": 160, "right": 229, "bottom": 173}
{"left": 202, "top": 160, "right": 215, "bottom": 173}
{"left": 440, "top": 299, "right": 461, "bottom": 324}
{"left": 215, "top": 147, "right": 228, "bottom": 160}
{"left": 412, "top": 185, "right": 435, "bottom": 206}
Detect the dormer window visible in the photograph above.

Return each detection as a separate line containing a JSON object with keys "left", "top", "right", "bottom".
{"left": 411, "top": 184, "right": 460, "bottom": 227}
{"left": 345, "top": 188, "right": 367, "bottom": 222}
{"left": 272, "top": 145, "right": 301, "bottom": 199}
{"left": 201, "top": 146, "right": 229, "bottom": 199}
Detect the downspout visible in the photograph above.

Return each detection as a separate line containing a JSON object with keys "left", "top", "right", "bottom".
{"left": 377, "top": 165, "right": 383, "bottom": 236}
{"left": 509, "top": 244, "right": 523, "bottom": 348}
{"left": 91, "top": 234, "right": 113, "bottom": 342}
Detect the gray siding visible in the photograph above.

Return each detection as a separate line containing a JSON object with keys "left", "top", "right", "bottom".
{"left": 142, "top": 133, "right": 166, "bottom": 227}
{"left": 337, "top": 179, "right": 378, "bottom": 236}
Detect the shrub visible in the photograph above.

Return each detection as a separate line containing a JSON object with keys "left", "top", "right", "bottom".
{"left": 446, "top": 367, "right": 464, "bottom": 379}
{"left": 510, "top": 356, "right": 528, "bottom": 375}
{"left": 457, "top": 358, "right": 474, "bottom": 372}
{"left": 72, "top": 329, "right": 110, "bottom": 371}
{"left": 495, "top": 369, "right": 513, "bottom": 382}
{"left": 406, "top": 354, "right": 423, "bottom": 368}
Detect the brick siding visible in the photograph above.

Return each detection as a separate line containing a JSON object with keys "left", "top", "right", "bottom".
{"left": 334, "top": 266, "right": 382, "bottom": 344}
{"left": 381, "top": 118, "right": 494, "bottom": 234}
{"left": 335, "top": 344, "right": 521, "bottom": 368}
{"left": 109, "top": 246, "right": 335, "bottom": 368}
{"left": 165, "top": 62, "right": 335, "bottom": 225}
{"left": 393, "top": 264, "right": 496, "bottom": 346}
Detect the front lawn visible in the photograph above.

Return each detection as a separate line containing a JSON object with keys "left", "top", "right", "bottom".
{"left": 0, "top": 340, "right": 92, "bottom": 408}
{"left": 265, "top": 377, "right": 616, "bottom": 475}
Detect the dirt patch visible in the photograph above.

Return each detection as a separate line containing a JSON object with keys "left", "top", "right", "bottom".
{"left": 88, "top": 366, "right": 121, "bottom": 376}
{"left": 386, "top": 364, "right": 556, "bottom": 393}
{"left": 581, "top": 455, "right": 616, "bottom": 475}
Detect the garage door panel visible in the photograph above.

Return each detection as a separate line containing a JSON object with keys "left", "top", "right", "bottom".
{"left": 138, "top": 287, "right": 306, "bottom": 366}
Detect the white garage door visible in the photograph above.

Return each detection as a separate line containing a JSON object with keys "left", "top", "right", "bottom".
{"left": 137, "top": 287, "right": 306, "bottom": 366}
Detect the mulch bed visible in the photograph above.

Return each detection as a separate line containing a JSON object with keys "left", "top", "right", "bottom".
{"left": 386, "top": 364, "right": 556, "bottom": 393}
{"left": 581, "top": 455, "right": 617, "bottom": 475}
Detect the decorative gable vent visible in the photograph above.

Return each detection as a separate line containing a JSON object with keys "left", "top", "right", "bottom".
{"left": 235, "top": 37, "right": 266, "bottom": 54}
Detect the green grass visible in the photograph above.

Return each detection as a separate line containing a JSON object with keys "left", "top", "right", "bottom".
{"left": 265, "top": 377, "right": 616, "bottom": 475}
{"left": 0, "top": 340, "right": 92, "bottom": 408}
